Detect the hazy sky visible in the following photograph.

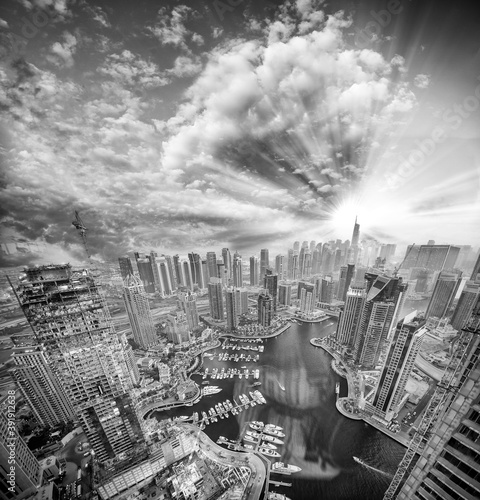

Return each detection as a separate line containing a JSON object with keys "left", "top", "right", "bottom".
{"left": 1, "top": 0, "right": 479, "bottom": 266}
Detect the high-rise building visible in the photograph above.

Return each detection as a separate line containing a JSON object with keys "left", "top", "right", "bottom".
{"left": 225, "top": 287, "right": 237, "bottom": 331}
{"left": 278, "top": 284, "right": 292, "bottom": 306}
{"left": 336, "top": 285, "right": 366, "bottom": 350}
{"left": 402, "top": 244, "right": 460, "bottom": 272}
{"left": 234, "top": 288, "right": 249, "bottom": 315}
{"left": 393, "top": 296, "right": 480, "bottom": 500}
{"left": 257, "top": 292, "right": 273, "bottom": 327}
{"left": 353, "top": 273, "right": 407, "bottom": 369}
{"left": 173, "top": 255, "right": 182, "bottom": 287}
{"left": 123, "top": 274, "right": 158, "bottom": 349}
{"left": 299, "top": 282, "right": 315, "bottom": 313}
{"left": 155, "top": 256, "right": 174, "bottom": 296}
{"left": 165, "top": 312, "right": 190, "bottom": 345}
{"left": 188, "top": 252, "right": 202, "bottom": 287}
{"left": 118, "top": 256, "right": 133, "bottom": 279}
{"left": 450, "top": 280, "right": 480, "bottom": 330}
{"left": 287, "top": 249, "right": 294, "bottom": 280}
{"left": 217, "top": 262, "right": 227, "bottom": 286}
{"left": 249, "top": 256, "right": 259, "bottom": 286}
{"left": 233, "top": 252, "right": 243, "bottom": 287}
{"left": 275, "top": 255, "right": 285, "bottom": 280}
{"left": 181, "top": 259, "right": 194, "bottom": 290}
{"left": 222, "top": 248, "right": 232, "bottom": 282}
{"left": 260, "top": 249, "right": 269, "bottom": 279}
{"left": 337, "top": 264, "right": 355, "bottom": 302}
{"left": 206, "top": 252, "right": 218, "bottom": 280}
{"left": 177, "top": 290, "right": 199, "bottom": 332}
{"left": 264, "top": 270, "right": 278, "bottom": 312}
{"left": 208, "top": 278, "right": 224, "bottom": 320}
{"left": 320, "top": 276, "right": 334, "bottom": 304}
{"left": 425, "top": 271, "right": 462, "bottom": 319}
{"left": 346, "top": 217, "right": 360, "bottom": 265}
{"left": 367, "top": 314, "right": 427, "bottom": 421}
{"left": 471, "top": 251, "right": 480, "bottom": 283}
{"left": 0, "top": 396, "right": 42, "bottom": 499}
{"left": 164, "top": 255, "right": 178, "bottom": 290}
{"left": 12, "top": 265, "right": 145, "bottom": 464}
{"left": 134, "top": 253, "right": 156, "bottom": 293}
{"left": 10, "top": 346, "right": 75, "bottom": 427}
{"left": 291, "top": 252, "right": 299, "bottom": 280}
{"left": 293, "top": 241, "right": 300, "bottom": 253}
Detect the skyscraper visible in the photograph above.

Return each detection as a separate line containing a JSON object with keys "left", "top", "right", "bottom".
{"left": 225, "top": 287, "right": 237, "bottom": 331}
{"left": 260, "top": 249, "right": 269, "bottom": 279}
{"left": 234, "top": 288, "right": 249, "bottom": 315}
{"left": 367, "top": 314, "right": 427, "bottom": 421}
{"left": 353, "top": 273, "right": 407, "bottom": 369}
{"left": 264, "top": 269, "right": 278, "bottom": 312}
{"left": 0, "top": 395, "right": 41, "bottom": 499}
{"left": 217, "top": 262, "right": 227, "bottom": 286}
{"left": 299, "top": 282, "right": 315, "bottom": 313}
{"left": 249, "top": 256, "right": 259, "bottom": 286}
{"left": 425, "top": 270, "right": 462, "bottom": 319}
{"left": 275, "top": 254, "right": 285, "bottom": 280}
{"left": 257, "top": 292, "right": 273, "bottom": 327}
{"left": 402, "top": 244, "right": 460, "bottom": 272}
{"left": 278, "top": 284, "right": 292, "bottom": 306}
{"left": 177, "top": 290, "right": 199, "bottom": 332}
{"left": 181, "top": 259, "right": 194, "bottom": 290}
{"left": 336, "top": 286, "right": 366, "bottom": 350}
{"left": 287, "top": 249, "right": 294, "bottom": 279}
{"left": 391, "top": 296, "right": 480, "bottom": 500}
{"left": 13, "top": 265, "right": 145, "bottom": 464}
{"left": 206, "top": 252, "right": 218, "bottom": 281}
{"left": 123, "top": 274, "right": 158, "bottom": 349}
{"left": 470, "top": 251, "right": 480, "bottom": 283}
{"left": 134, "top": 253, "right": 156, "bottom": 293}
{"left": 450, "top": 280, "right": 480, "bottom": 330}
{"left": 188, "top": 252, "right": 202, "bottom": 287}
{"left": 320, "top": 276, "right": 334, "bottom": 304}
{"left": 233, "top": 252, "right": 243, "bottom": 287}
{"left": 164, "top": 254, "right": 178, "bottom": 290}
{"left": 10, "top": 346, "right": 75, "bottom": 427}
{"left": 208, "top": 278, "right": 224, "bottom": 320}
{"left": 337, "top": 264, "right": 355, "bottom": 302}
{"left": 155, "top": 256, "right": 174, "bottom": 296}
{"left": 222, "top": 247, "right": 232, "bottom": 282}
{"left": 165, "top": 312, "right": 190, "bottom": 345}
{"left": 118, "top": 256, "right": 133, "bottom": 279}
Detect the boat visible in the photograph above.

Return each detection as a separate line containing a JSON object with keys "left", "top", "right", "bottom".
{"left": 251, "top": 421, "right": 265, "bottom": 428}
{"left": 246, "top": 430, "right": 261, "bottom": 439}
{"left": 203, "top": 386, "right": 222, "bottom": 396}
{"left": 271, "top": 462, "right": 302, "bottom": 474}
{"left": 263, "top": 427, "right": 285, "bottom": 438}
{"left": 252, "top": 381, "right": 262, "bottom": 387}
{"left": 260, "top": 442, "right": 277, "bottom": 450}
{"left": 261, "top": 434, "right": 284, "bottom": 445}
{"left": 258, "top": 447, "right": 281, "bottom": 458}
{"left": 243, "top": 435, "right": 258, "bottom": 443}
{"left": 264, "top": 424, "right": 283, "bottom": 432}
{"left": 267, "top": 494, "right": 292, "bottom": 500}
{"left": 243, "top": 443, "right": 254, "bottom": 450}
{"left": 249, "top": 422, "right": 263, "bottom": 431}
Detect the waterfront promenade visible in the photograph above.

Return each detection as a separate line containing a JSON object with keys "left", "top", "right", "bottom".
{"left": 310, "top": 338, "right": 410, "bottom": 447}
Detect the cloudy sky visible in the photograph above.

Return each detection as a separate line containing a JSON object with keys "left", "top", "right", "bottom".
{"left": 0, "top": 0, "right": 479, "bottom": 266}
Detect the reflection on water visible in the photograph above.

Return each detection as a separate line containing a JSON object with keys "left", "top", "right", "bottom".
{"left": 155, "top": 317, "right": 409, "bottom": 500}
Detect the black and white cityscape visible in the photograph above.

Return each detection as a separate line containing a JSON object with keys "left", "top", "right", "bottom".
{"left": 1, "top": 1, "right": 480, "bottom": 500}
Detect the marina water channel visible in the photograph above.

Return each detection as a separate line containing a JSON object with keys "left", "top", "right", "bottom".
{"left": 151, "top": 310, "right": 424, "bottom": 500}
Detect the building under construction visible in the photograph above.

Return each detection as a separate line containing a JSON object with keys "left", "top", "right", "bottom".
{"left": 12, "top": 264, "right": 145, "bottom": 465}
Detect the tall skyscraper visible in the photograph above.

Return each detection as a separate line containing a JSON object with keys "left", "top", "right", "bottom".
{"left": 402, "top": 244, "right": 460, "bottom": 272}
{"left": 188, "top": 252, "right": 202, "bottom": 287}
{"left": 222, "top": 248, "right": 232, "bottom": 282}
{"left": 275, "top": 254, "right": 285, "bottom": 280}
{"left": 337, "top": 264, "right": 355, "bottom": 302}
{"left": 278, "top": 284, "right": 292, "bottom": 306}
{"left": 123, "top": 274, "right": 158, "bottom": 349}
{"left": 257, "top": 292, "right": 273, "bottom": 327}
{"left": 208, "top": 278, "right": 224, "bottom": 320}
{"left": 392, "top": 296, "right": 480, "bottom": 500}
{"left": 450, "top": 280, "right": 480, "bottom": 330}
{"left": 232, "top": 252, "right": 243, "bottom": 287}
{"left": 367, "top": 314, "right": 427, "bottom": 421}
{"left": 225, "top": 287, "right": 237, "bottom": 331}
{"left": 118, "top": 256, "right": 133, "bottom": 279}
{"left": 260, "top": 249, "right": 269, "bottom": 279}
{"left": 217, "top": 262, "right": 227, "bottom": 286}
{"left": 13, "top": 265, "right": 145, "bottom": 464}
{"left": 234, "top": 288, "right": 249, "bottom": 315}
{"left": 471, "top": 251, "right": 480, "bottom": 283}
{"left": 353, "top": 273, "right": 407, "bottom": 369}
{"left": 264, "top": 270, "right": 278, "bottom": 312}
{"left": 320, "top": 276, "right": 334, "bottom": 304}
{"left": 347, "top": 218, "right": 360, "bottom": 265}
{"left": 249, "top": 256, "right": 259, "bottom": 286}
{"left": 0, "top": 396, "right": 41, "bottom": 499}
{"left": 181, "top": 259, "right": 194, "bottom": 290}
{"left": 134, "top": 253, "right": 156, "bottom": 293}
{"left": 287, "top": 249, "right": 294, "bottom": 279}
{"left": 155, "top": 256, "right": 174, "bottom": 296}
{"left": 164, "top": 254, "right": 178, "bottom": 290}
{"left": 206, "top": 252, "right": 218, "bottom": 280}
{"left": 10, "top": 346, "right": 76, "bottom": 427}
{"left": 177, "top": 290, "right": 199, "bottom": 332}
{"left": 425, "top": 270, "right": 462, "bottom": 319}
{"left": 299, "top": 282, "right": 315, "bottom": 313}
{"left": 165, "top": 312, "right": 190, "bottom": 345}
{"left": 336, "top": 285, "right": 366, "bottom": 350}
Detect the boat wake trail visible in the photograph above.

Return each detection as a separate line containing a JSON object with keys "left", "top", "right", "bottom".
{"left": 353, "top": 456, "right": 393, "bottom": 478}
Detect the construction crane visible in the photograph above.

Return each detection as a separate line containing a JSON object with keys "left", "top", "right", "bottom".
{"left": 392, "top": 243, "right": 415, "bottom": 278}
{"left": 382, "top": 324, "right": 475, "bottom": 499}
{"left": 72, "top": 210, "right": 90, "bottom": 259}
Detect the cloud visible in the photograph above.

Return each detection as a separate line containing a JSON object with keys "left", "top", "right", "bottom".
{"left": 0, "top": 18, "right": 9, "bottom": 29}
{"left": 47, "top": 31, "right": 77, "bottom": 67}
{"left": 168, "top": 55, "right": 203, "bottom": 78}
{"left": 414, "top": 74, "right": 430, "bottom": 89}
